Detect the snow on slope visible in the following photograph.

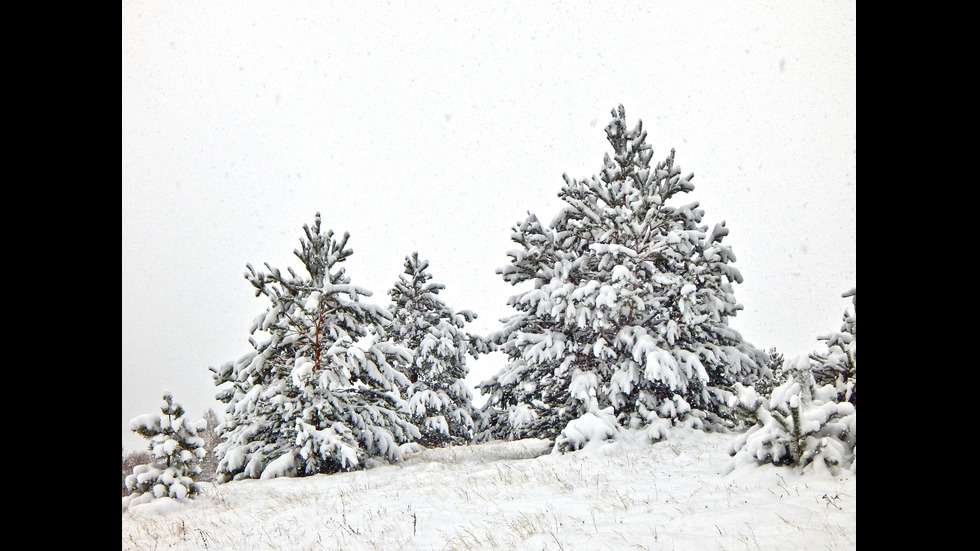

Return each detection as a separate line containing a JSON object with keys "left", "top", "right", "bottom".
{"left": 122, "top": 429, "right": 855, "bottom": 550}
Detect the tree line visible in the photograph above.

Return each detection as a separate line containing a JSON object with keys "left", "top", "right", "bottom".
{"left": 123, "top": 106, "right": 855, "bottom": 508}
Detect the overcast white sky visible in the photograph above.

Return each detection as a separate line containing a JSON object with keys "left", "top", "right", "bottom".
{"left": 122, "top": 1, "right": 856, "bottom": 452}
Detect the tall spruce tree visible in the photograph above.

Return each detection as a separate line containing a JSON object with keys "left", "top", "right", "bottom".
{"left": 477, "top": 106, "right": 768, "bottom": 449}
{"left": 211, "top": 213, "right": 419, "bottom": 481}
{"left": 123, "top": 392, "right": 207, "bottom": 509}
{"left": 385, "top": 252, "right": 486, "bottom": 447}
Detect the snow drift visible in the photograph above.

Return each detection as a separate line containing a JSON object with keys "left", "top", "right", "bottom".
{"left": 122, "top": 429, "right": 855, "bottom": 550}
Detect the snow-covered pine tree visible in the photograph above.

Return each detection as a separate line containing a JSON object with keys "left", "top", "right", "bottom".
{"left": 196, "top": 408, "right": 222, "bottom": 482}
{"left": 753, "top": 347, "right": 786, "bottom": 398}
{"left": 477, "top": 105, "right": 768, "bottom": 450}
{"left": 123, "top": 392, "right": 207, "bottom": 510}
{"left": 810, "top": 288, "right": 856, "bottom": 407}
{"left": 726, "top": 356, "right": 856, "bottom": 475}
{"left": 727, "top": 288, "right": 857, "bottom": 475}
{"left": 385, "top": 252, "right": 487, "bottom": 447}
{"left": 211, "top": 213, "right": 419, "bottom": 482}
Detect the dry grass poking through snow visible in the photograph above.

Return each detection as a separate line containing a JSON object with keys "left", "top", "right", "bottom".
{"left": 122, "top": 429, "right": 855, "bottom": 550}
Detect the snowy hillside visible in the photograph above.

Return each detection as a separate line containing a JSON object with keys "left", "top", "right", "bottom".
{"left": 121, "top": 429, "right": 856, "bottom": 550}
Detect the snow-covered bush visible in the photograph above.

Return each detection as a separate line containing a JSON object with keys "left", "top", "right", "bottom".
{"left": 121, "top": 449, "right": 151, "bottom": 496}
{"left": 123, "top": 392, "right": 207, "bottom": 510}
{"left": 211, "top": 213, "right": 421, "bottom": 482}
{"left": 726, "top": 356, "right": 856, "bottom": 475}
{"left": 384, "top": 252, "right": 488, "bottom": 447}
{"left": 477, "top": 105, "right": 769, "bottom": 450}
{"left": 554, "top": 406, "right": 673, "bottom": 455}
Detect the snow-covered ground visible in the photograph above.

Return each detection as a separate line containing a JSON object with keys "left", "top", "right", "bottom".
{"left": 121, "top": 429, "right": 855, "bottom": 550}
